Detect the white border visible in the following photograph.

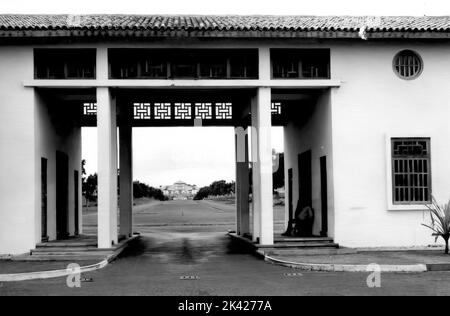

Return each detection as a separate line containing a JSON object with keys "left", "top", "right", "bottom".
{"left": 385, "top": 134, "right": 430, "bottom": 211}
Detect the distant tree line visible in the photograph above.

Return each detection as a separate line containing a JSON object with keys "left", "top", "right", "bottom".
{"left": 194, "top": 180, "right": 235, "bottom": 200}
{"left": 133, "top": 181, "right": 168, "bottom": 201}
{"left": 82, "top": 160, "right": 168, "bottom": 203}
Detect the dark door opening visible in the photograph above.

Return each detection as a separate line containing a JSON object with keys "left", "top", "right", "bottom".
{"left": 320, "top": 156, "right": 328, "bottom": 237}
{"left": 288, "top": 168, "right": 293, "bottom": 222}
{"left": 298, "top": 150, "right": 312, "bottom": 210}
{"left": 41, "top": 158, "right": 48, "bottom": 242}
{"left": 74, "top": 170, "right": 79, "bottom": 236}
{"left": 282, "top": 168, "right": 294, "bottom": 236}
{"left": 56, "top": 151, "right": 69, "bottom": 239}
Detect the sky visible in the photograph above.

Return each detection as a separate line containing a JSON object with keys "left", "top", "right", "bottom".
{"left": 82, "top": 127, "right": 284, "bottom": 187}
{"left": 1, "top": 0, "right": 450, "bottom": 16}
{"left": 4, "top": 0, "right": 450, "bottom": 187}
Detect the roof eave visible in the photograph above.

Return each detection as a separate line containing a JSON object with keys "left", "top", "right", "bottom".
{"left": 0, "top": 29, "right": 450, "bottom": 39}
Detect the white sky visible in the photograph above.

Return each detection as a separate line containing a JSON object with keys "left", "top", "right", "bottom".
{"left": 1, "top": 0, "right": 450, "bottom": 16}
{"left": 82, "top": 127, "right": 283, "bottom": 187}
{"left": 6, "top": 0, "right": 450, "bottom": 187}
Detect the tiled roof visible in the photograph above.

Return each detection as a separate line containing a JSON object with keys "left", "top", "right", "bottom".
{"left": 1, "top": 14, "right": 450, "bottom": 38}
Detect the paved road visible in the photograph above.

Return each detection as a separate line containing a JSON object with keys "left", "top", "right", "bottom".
{"left": 2, "top": 200, "right": 450, "bottom": 296}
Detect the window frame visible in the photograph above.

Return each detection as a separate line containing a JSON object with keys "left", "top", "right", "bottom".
{"left": 270, "top": 48, "right": 331, "bottom": 80}
{"left": 392, "top": 49, "right": 423, "bottom": 81}
{"left": 34, "top": 49, "right": 96, "bottom": 80}
{"left": 385, "top": 135, "right": 432, "bottom": 211}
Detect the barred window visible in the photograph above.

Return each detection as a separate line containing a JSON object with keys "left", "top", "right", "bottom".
{"left": 392, "top": 138, "right": 431, "bottom": 204}
{"left": 393, "top": 50, "right": 423, "bottom": 80}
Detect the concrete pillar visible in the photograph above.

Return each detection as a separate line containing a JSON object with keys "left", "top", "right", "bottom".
{"left": 258, "top": 47, "right": 271, "bottom": 80}
{"left": 96, "top": 47, "right": 109, "bottom": 80}
{"left": 97, "top": 87, "right": 118, "bottom": 248}
{"left": 119, "top": 124, "right": 133, "bottom": 238}
{"left": 251, "top": 87, "right": 274, "bottom": 245}
{"left": 235, "top": 127, "right": 250, "bottom": 236}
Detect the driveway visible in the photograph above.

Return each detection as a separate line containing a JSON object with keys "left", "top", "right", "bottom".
{"left": 2, "top": 200, "right": 450, "bottom": 296}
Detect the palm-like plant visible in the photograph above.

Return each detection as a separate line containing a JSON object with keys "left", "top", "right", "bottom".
{"left": 422, "top": 196, "right": 450, "bottom": 254}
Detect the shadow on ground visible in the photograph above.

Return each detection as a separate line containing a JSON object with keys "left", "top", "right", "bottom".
{"left": 118, "top": 232, "right": 256, "bottom": 265}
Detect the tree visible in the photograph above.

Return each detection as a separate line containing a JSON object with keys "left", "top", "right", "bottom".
{"left": 194, "top": 187, "right": 211, "bottom": 200}
{"left": 133, "top": 181, "right": 168, "bottom": 201}
{"left": 194, "top": 180, "right": 235, "bottom": 200}
{"left": 83, "top": 173, "right": 98, "bottom": 206}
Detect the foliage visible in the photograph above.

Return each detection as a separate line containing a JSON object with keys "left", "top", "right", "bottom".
{"left": 422, "top": 196, "right": 450, "bottom": 254}
{"left": 81, "top": 160, "right": 168, "bottom": 203}
{"left": 133, "top": 181, "right": 168, "bottom": 201}
{"left": 82, "top": 173, "right": 98, "bottom": 203}
{"left": 194, "top": 180, "right": 235, "bottom": 200}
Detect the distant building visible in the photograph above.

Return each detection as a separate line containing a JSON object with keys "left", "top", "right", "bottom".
{"left": 160, "top": 181, "right": 199, "bottom": 200}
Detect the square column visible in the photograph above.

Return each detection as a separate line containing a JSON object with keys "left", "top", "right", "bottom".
{"left": 235, "top": 127, "right": 250, "bottom": 236}
{"left": 251, "top": 87, "right": 274, "bottom": 245}
{"left": 97, "top": 87, "right": 118, "bottom": 248}
{"left": 119, "top": 124, "right": 133, "bottom": 238}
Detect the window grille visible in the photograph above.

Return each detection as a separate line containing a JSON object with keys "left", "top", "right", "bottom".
{"left": 393, "top": 50, "right": 423, "bottom": 79}
{"left": 392, "top": 138, "right": 431, "bottom": 204}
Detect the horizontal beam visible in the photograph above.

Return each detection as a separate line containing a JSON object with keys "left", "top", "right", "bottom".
{"left": 24, "top": 79, "right": 341, "bottom": 89}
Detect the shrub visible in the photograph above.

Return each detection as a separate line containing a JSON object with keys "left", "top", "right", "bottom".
{"left": 422, "top": 196, "right": 450, "bottom": 254}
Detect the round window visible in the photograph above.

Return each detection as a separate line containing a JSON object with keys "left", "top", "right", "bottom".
{"left": 393, "top": 50, "right": 423, "bottom": 80}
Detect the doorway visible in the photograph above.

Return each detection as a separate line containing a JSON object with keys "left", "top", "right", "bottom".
{"left": 320, "top": 156, "right": 328, "bottom": 237}
{"left": 41, "top": 158, "right": 48, "bottom": 242}
{"left": 74, "top": 170, "right": 80, "bottom": 236}
{"left": 298, "top": 150, "right": 312, "bottom": 211}
{"left": 56, "top": 151, "right": 69, "bottom": 239}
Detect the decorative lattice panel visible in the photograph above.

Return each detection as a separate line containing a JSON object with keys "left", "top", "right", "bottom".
{"left": 154, "top": 103, "right": 172, "bottom": 120}
{"left": 133, "top": 103, "right": 152, "bottom": 120}
{"left": 215, "top": 103, "right": 233, "bottom": 120}
{"left": 271, "top": 102, "right": 282, "bottom": 115}
{"left": 194, "top": 103, "right": 213, "bottom": 120}
{"left": 83, "top": 103, "right": 97, "bottom": 116}
{"left": 174, "top": 103, "right": 192, "bottom": 120}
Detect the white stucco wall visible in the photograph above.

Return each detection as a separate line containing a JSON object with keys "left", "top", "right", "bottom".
{"left": 0, "top": 47, "right": 36, "bottom": 254}
{"left": 330, "top": 42, "right": 450, "bottom": 247}
{"left": 284, "top": 91, "right": 335, "bottom": 238}
{"left": 0, "top": 46, "right": 82, "bottom": 255}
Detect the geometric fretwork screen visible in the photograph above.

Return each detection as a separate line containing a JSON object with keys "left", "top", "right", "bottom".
{"left": 174, "top": 103, "right": 192, "bottom": 120}
{"left": 154, "top": 103, "right": 172, "bottom": 120}
{"left": 133, "top": 103, "right": 151, "bottom": 120}
{"left": 83, "top": 103, "right": 97, "bottom": 116}
{"left": 83, "top": 101, "right": 284, "bottom": 120}
{"left": 215, "top": 103, "right": 233, "bottom": 120}
{"left": 392, "top": 138, "right": 431, "bottom": 204}
{"left": 194, "top": 103, "right": 213, "bottom": 120}
{"left": 271, "top": 102, "right": 282, "bottom": 115}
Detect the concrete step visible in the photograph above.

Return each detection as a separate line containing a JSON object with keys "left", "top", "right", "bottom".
{"left": 264, "top": 247, "right": 357, "bottom": 256}
{"left": 36, "top": 241, "right": 98, "bottom": 248}
{"left": 33, "top": 247, "right": 97, "bottom": 253}
{"left": 274, "top": 237, "right": 334, "bottom": 243}
{"left": 258, "top": 242, "right": 339, "bottom": 249}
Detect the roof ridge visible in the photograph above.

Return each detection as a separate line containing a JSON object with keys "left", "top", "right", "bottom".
{"left": 1, "top": 14, "right": 450, "bottom": 38}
